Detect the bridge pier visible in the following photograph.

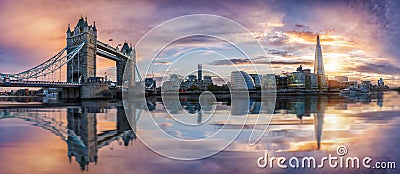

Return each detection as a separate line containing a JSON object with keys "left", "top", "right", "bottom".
{"left": 60, "top": 87, "right": 81, "bottom": 99}
{"left": 81, "top": 77, "right": 112, "bottom": 99}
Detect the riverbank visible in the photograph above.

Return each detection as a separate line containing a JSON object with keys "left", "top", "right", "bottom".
{"left": 149, "top": 90, "right": 342, "bottom": 96}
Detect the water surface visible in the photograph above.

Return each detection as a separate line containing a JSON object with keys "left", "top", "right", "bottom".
{"left": 0, "top": 91, "right": 399, "bottom": 173}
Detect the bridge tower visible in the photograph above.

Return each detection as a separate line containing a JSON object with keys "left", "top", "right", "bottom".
{"left": 66, "top": 16, "right": 97, "bottom": 83}
{"left": 117, "top": 43, "right": 132, "bottom": 86}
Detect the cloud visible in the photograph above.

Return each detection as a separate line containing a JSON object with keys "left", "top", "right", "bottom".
{"left": 208, "top": 57, "right": 311, "bottom": 67}
{"left": 259, "top": 22, "right": 284, "bottom": 28}
{"left": 251, "top": 31, "right": 289, "bottom": 45}
{"left": 270, "top": 60, "right": 312, "bottom": 65}
{"left": 170, "top": 35, "right": 222, "bottom": 45}
{"left": 153, "top": 61, "right": 172, "bottom": 65}
{"left": 347, "top": 63, "right": 400, "bottom": 75}
{"left": 208, "top": 58, "right": 248, "bottom": 66}
{"left": 268, "top": 49, "right": 292, "bottom": 57}
{"left": 285, "top": 30, "right": 318, "bottom": 43}
{"left": 208, "top": 58, "right": 270, "bottom": 66}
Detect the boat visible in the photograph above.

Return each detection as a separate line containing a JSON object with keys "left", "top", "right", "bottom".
{"left": 340, "top": 87, "right": 357, "bottom": 96}
{"left": 340, "top": 85, "right": 370, "bottom": 96}
{"left": 43, "top": 89, "right": 58, "bottom": 99}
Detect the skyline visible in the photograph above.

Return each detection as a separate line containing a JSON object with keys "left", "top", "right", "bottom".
{"left": 1, "top": 0, "right": 400, "bottom": 86}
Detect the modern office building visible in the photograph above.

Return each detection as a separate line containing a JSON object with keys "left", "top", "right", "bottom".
{"left": 307, "top": 74, "right": 318, "bottom": 90}
{"left": 203, "top": 76, "right": 212, "bottom": 83}
{"left": 301, "top": 68, "right": 318, "bottom": 90}
{"left": 378, "top": 78, "right": 384, "bottom": 87}
{"left": 162, "top": 74, "right": 183, "bottom": 91}
{"left": 328, "top": 80, "right": 341, "bottom": 89}
{"left": 361, "top": 80, "right": 372, "bottom": 89}
{"left": 262, "top": 74, "right": 276, "bottom": 90}
{"left": 169, "top": 73, "right": 215, "bottom": 91}
{"left": 331, "top": 76, "right": 350, "bottom": 89}
{"left": 179, "top": 75, "right": 197, "bottom": 90}
{"left": 288, "top": 71, "right": 306, "bottom": 89}
{"left": 249, "top": 74, "right": 262, "bottom": 89}
{"left": 200, "top": 75, "right": 213, "bottom": 91}
{"left": 187, "top": 75, "right": 197, "bottom": 83}
{"left": 198, "top": 64, "right": 202, "bottom": 81}
{"left": 314, "top": 35, "right": 327, "bottom": 89}
{"left": 276, "top": 75, "right": 288, "bottom": 89}
{"left": 230, "top": 71, "right": 255, "bottom": 90}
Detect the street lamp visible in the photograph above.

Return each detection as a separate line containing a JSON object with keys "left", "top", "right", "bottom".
{"left": 104, "top": 72, "right": 107, "bottom": 81}
{"left": 79, "top": 75, "right": 83, "bottom": 83}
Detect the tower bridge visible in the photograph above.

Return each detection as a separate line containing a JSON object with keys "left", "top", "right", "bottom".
{"left": 0, "top": 16, "right": 140, "bottom": 99}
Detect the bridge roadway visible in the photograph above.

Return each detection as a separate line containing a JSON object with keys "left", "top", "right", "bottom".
{"left": 0, "top": 81, "right": 81, "bottom": 88}
{"left": 96, "top": 40, "right": 131, "bottom": 61}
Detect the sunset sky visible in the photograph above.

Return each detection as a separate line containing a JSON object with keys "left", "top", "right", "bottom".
{"left": 0, "top": 0, "right": 400, "bottom": 86}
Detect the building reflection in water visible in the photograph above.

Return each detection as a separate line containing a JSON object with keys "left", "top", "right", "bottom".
{"left": 175, "top": 92, "right": 385, "bottom": 151}
{"left": 0, "top": 92, "right": 387, "bottom": 171}
{"left": 314, "top": 96, "right": 326, "bottom": 150}
{"left": 62, "top": 91, "right": 384, "bottom": 169}
{"left": 252, "top": 95, "right": 325, "bottom": 150}
{"left": 376, "top": 91, "right": 383, "bottom": 107}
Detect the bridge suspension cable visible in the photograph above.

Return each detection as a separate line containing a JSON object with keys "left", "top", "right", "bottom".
{"left": 0, "top": 42, "right": 85, "bottom": 81}
{"left": 0, "top": 41, "right": 145, "bottom": 86}
{"left": 135, "top": 64, "right": 143, "bottom": 83}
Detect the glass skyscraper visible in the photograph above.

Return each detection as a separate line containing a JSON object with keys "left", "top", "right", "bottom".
{"left": 230, "top": 71, "right": 255, "bottom": 90}
{"left": 314, "top": 35, "right": 327, "bottom": 89}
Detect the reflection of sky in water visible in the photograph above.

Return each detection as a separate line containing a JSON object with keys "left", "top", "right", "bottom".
{"left": 0, "top": 91, "right": 399, "bottom": 173}
{"left": 137, "top": 91, "right": 400, "bottom": 154}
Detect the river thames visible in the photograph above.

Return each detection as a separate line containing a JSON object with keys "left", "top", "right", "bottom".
{"left": 0, "top": 91, "right": 399, "bottom": 173}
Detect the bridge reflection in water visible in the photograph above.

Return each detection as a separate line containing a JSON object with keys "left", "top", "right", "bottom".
{"left": 0, "top": 91, "right": 387, "bottom": 171}
{"left": 66, "top": 105, "right": 133, "bottom": 171}
{"left": 0, "top": 100, "right": 152, "bottom": 171}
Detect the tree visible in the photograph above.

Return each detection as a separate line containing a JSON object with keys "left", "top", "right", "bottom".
{"left": 188, "top": 85, "right": 200, "bottom": 91}
{"left": 207, "top": 84, "right": 219, "bottom": 91}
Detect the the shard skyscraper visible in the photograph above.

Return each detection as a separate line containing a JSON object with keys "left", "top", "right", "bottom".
{"left": 314, "top": 35, "right": 327, "bottom": 89}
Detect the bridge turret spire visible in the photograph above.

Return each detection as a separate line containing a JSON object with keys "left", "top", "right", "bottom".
{"left": 85, "top": 17, "right": 88, "bottom": 26}
{"left": 93, "top": 21, "right": 97, "bottom": 31}
{"left": 67, "top": 23, "right": 71, "bottom": 34}
{"left": 121, "top": 42, "right": 132, "bottom": 55}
